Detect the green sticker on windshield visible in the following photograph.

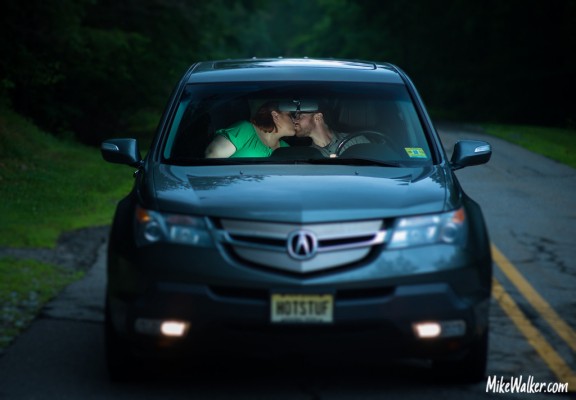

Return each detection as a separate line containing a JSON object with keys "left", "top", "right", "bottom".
{"left": 405, "top": 147, "right": 428, "bottom": 158}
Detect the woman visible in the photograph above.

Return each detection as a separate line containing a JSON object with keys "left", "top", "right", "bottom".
{"left": 205, "top": 101, "right": 295, "bottom": 158}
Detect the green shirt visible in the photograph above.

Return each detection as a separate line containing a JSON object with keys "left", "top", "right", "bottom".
{"left": 216, "top": 120, "right": 289, "bottom": 157}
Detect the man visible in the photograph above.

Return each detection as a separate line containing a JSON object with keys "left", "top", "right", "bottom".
{"left": 289, "top": 100, "right": 368, "bottom": 157}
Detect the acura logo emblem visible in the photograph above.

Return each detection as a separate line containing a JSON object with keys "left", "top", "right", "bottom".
{"left": 287, "top": 230, "right": 318, "bottom": 260}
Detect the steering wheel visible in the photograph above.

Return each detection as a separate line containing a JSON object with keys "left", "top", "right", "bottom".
{"left": 335, "top": 130, "right": 397, "bottom": 157}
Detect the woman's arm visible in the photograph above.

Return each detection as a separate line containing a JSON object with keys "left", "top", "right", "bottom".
{"left": 205, "top": 135, "right": 237, "bottom": 158}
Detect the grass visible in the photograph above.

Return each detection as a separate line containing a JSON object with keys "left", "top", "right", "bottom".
{"left": 481, "top": 124, "right": 576, "bottom": 169}
{"left": 0, "top": 258, "right": 83, "bottom": 350}
{"left": 0, "top": 110, "right": 134, "bottom": 248}
{"left": 0, "top": 107, "right": 135, "bottom": 351}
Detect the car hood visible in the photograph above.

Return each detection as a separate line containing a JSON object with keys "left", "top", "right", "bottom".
{"left": 150, "top": 164, "right": 451, "bottom": 223}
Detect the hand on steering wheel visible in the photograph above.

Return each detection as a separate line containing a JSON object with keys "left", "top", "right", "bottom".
{"left": 335, "top": 130, "right": 396, "bottom": 156}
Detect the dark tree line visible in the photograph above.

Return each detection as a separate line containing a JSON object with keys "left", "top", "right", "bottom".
{"left": 1, "top": 0, "right": 574, "bottom": 145}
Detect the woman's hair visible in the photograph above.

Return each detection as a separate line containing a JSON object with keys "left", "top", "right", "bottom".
{"left": 251, "top": 101, "right": 280, "bottom": 133}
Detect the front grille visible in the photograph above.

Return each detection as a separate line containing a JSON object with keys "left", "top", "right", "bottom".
{"left": 215, "top": 219, "right": 386, "bottom": 274}
{"left": 337, "top": 286, "right": 395, "bottom": 300}
{"left": 209, "top": 285, "right": 396, "bottom": 302}
{"left": 209, "top": 286, "right": 268, "bottom": 302}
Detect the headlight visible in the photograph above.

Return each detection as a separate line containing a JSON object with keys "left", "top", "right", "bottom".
{"left": 135, "top": 206, "right": 213, "bottom": 247}
{"left": 388, "top": 208, "right": 466, "bottom": 249}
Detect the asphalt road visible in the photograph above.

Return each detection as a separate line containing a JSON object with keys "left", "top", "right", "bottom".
{"left": 0, "top": 124, "right": 574, "bottom": 399}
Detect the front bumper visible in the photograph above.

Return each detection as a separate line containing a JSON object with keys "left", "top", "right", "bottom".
{"left": 108, "top": 240, "right": 491, "bottom": 360}
{"left": 108, "top": 277, "right": 490, "bottom": 361}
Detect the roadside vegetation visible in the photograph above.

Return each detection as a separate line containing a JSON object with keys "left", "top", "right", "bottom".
{"left": 0, "top": 109, "right": 134, "bottom": 248}
{"left": 482, "top": 124, "right": 576, "bottom": 169}
{"left": 0, "top": 107, "right": 133, "bottom": 351}
{"left": 0, "top": 258, "right": 83, "bottom": 350}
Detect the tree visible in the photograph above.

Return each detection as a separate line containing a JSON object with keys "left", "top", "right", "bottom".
{"left": 1, "top": 0, "right": 573, "bottom": 143}
{"left": 0, "top": 0, "right": 234, "bottom": 144}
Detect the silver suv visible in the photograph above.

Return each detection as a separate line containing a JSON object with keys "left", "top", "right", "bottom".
{"left": 101, "top": 58, "right": 492, "bottom": 382}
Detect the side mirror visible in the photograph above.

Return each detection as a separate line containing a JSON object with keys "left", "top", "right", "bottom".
{"left": 101, "top": 138, "right": 142, "bottom": 167}
{"left": 450, "top": 140, "right": 492, "bottom": 170}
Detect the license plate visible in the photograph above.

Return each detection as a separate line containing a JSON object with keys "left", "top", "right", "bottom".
{"left": 270, "top": 294, "right": 333, "bottom": 323}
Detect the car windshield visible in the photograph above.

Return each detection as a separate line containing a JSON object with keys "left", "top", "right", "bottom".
{"left": 161, "top": 82, "right": 434, "bottom": 166}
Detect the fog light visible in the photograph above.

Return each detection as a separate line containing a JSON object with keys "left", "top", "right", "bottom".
{"left": 161, "top": 321, "right": 189, "bottom": 337}
{"left": 413, "top": 320, "right": 466, "bottom": 339}
{"left": 414, "top": 322, "right": 442, "bottom": 338}
{"left": 135, "top": 318, "right": 190, "bottom": 337}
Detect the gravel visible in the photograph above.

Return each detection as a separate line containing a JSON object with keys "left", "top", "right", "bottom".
{"left": 0, "top": 226, "right": 110, "bottom": 353}
{"left": 0, "top": 226, "right": 109, "bottom": 271}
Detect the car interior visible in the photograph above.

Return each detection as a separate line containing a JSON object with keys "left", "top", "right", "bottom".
{"left": 164, "top": 87, "right": 431, "bottom": 164}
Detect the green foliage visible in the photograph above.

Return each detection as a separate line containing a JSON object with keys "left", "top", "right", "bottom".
{"left": 0, "top": 0, "right": 574, "bottom": 143}
{"left": 0, "top": 0, "right": 224, "bottom": 145}
{"left": 0, "top": 106, "right": 130, "bottom": 352}
{"left": 214, "top": 0, "right": 366, "bottom": 59}
{"left": 0, "top": 108, "right": 133, "bottom": 248}
{"left": 225, "top": 0, "right": 576, "bottom": 128}
{"left": 0, "top": 257, "right": 83, "bottom": 351}
{"left": 482, "top": 124, "right": 576, "bottom": 169}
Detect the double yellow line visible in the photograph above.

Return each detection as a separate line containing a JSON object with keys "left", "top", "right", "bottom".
{"left": 491, "top": 244, "right": 576, "bottom": 390}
